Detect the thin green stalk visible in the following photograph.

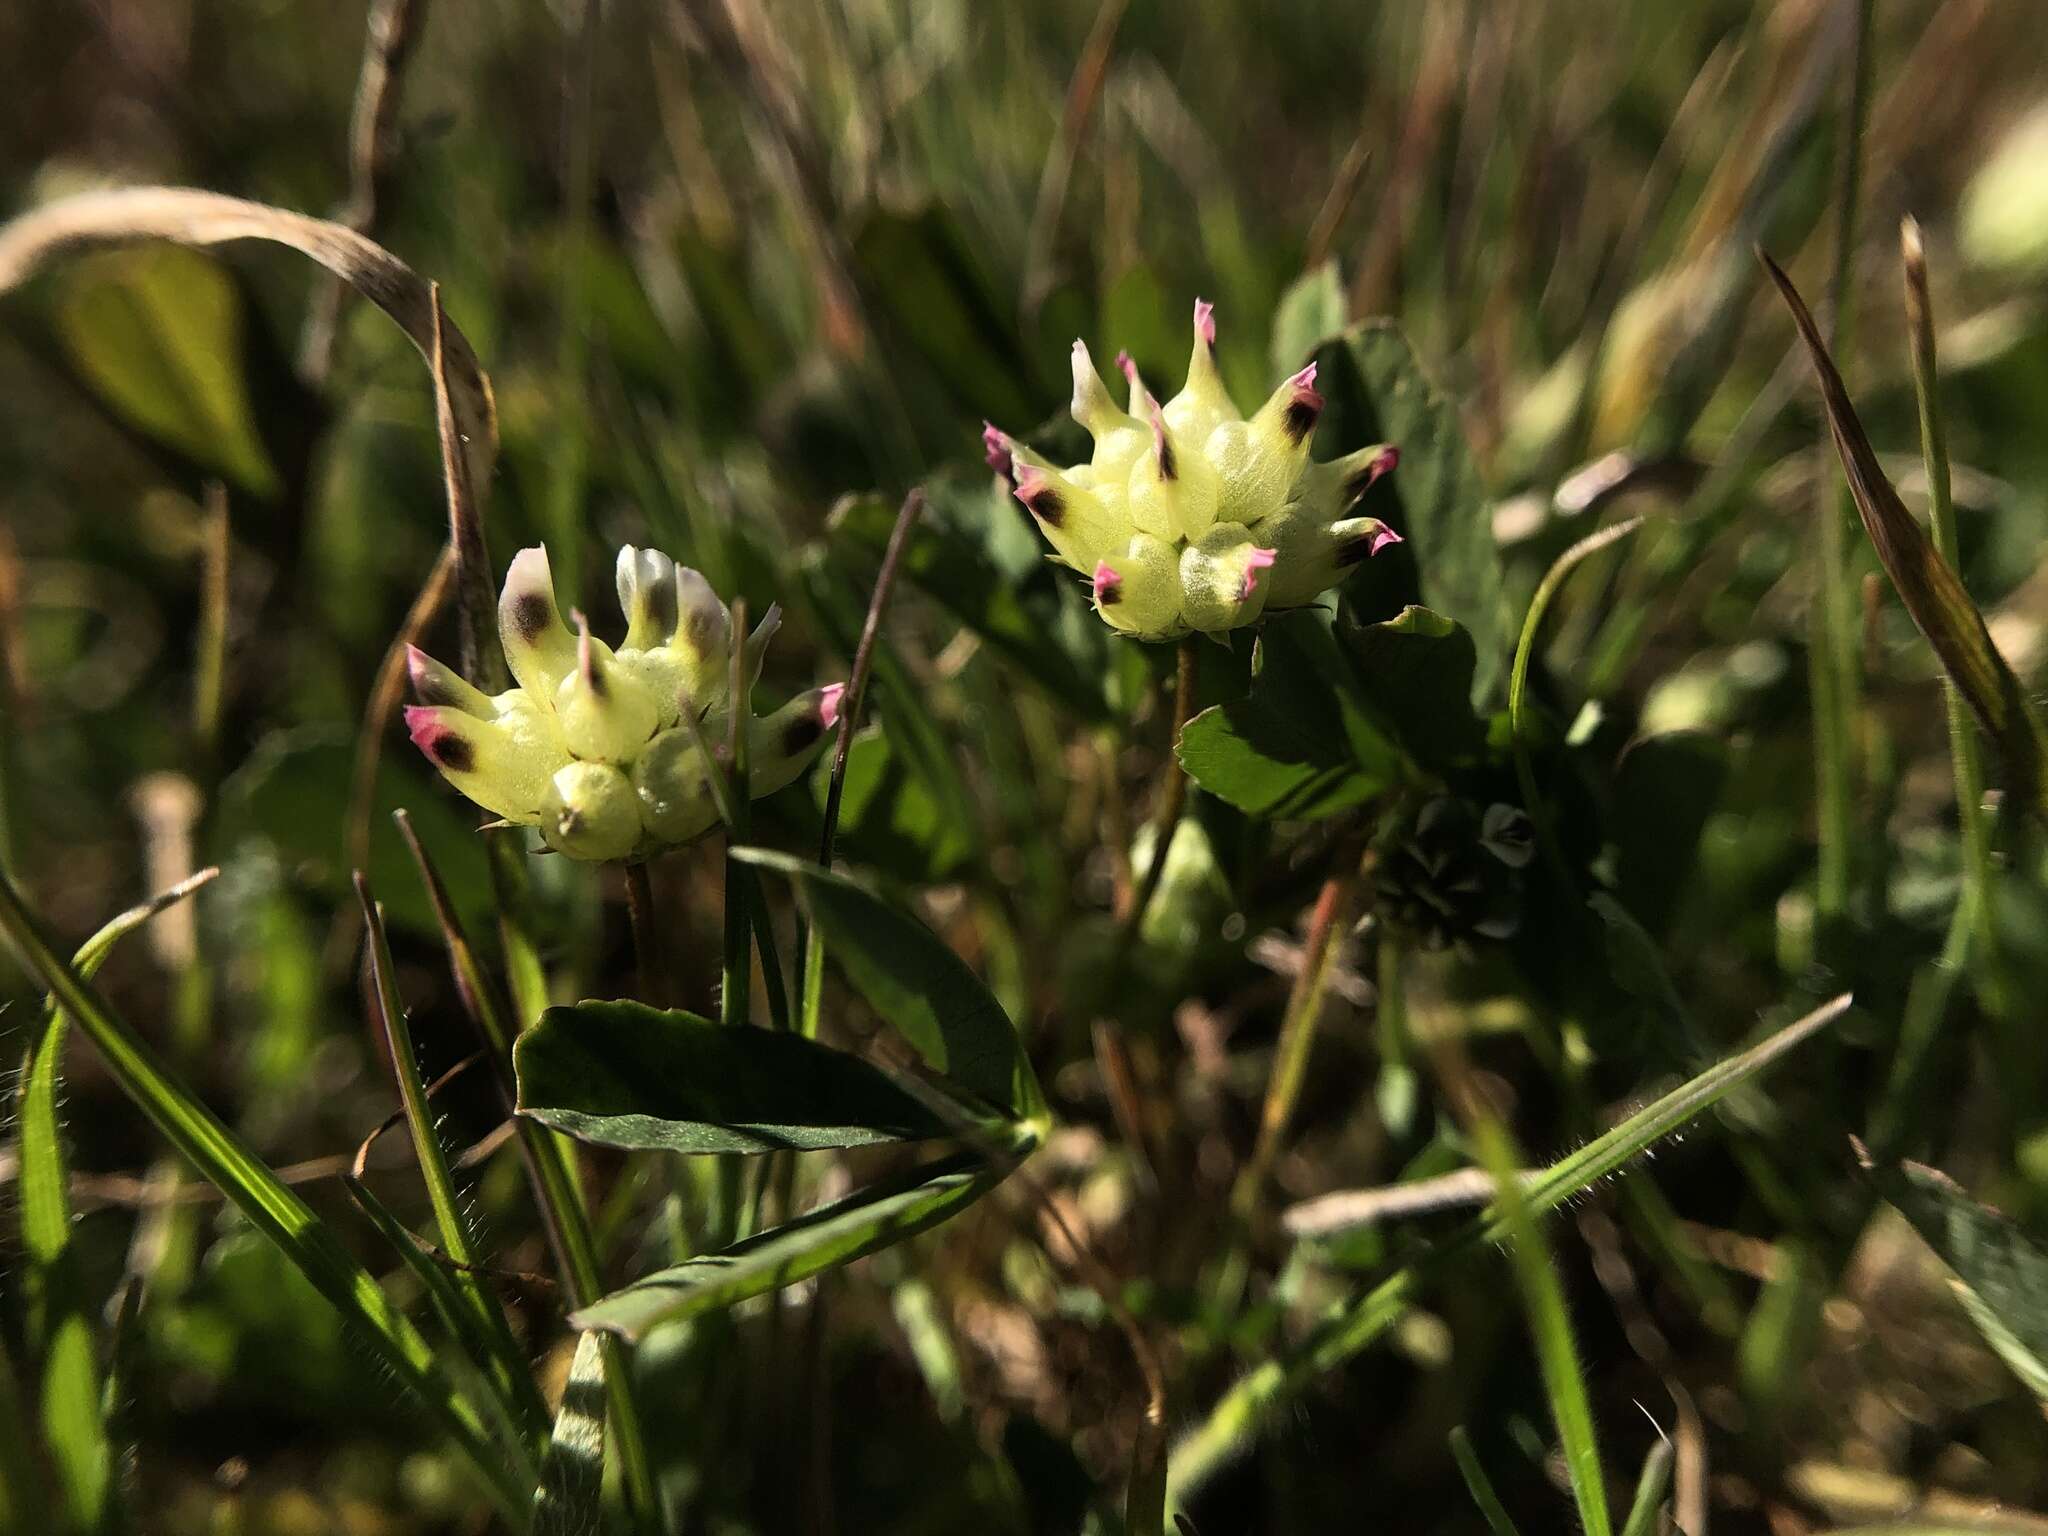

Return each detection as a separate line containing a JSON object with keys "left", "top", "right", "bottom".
{"left": 481, "top": 827, "right": 661, "bottom": 1534}
{"left": 1462, "top": 1095, "right": 1611, "bottom": 1536}
{"left": 1509, "top": 515, "right": 1645, "bottom": 892}
{"left": 722, "top": 596, "right": 754, "bottom": 1036}
{"left": 1118, "top": 636, "right": 1198, "bottom": 944}
{"left": 1449, "top": 1427, "right": 1524, "bottom": 1536}
{"left": 1901, "top": 217, "right": 1992, "bottom": 931}
{"left": 0, "top": 866, "right": 532, "bottom": 1527}
{"left": 1229, "top": 846, "right": 1369, "bottom": 1225}
{"left": 1618, "top": 1440, "right": 1674, "bottom": 1536}
{"left": 356, "top": 874, "right": 549, "bottom": 1445}
{"left": 1810, "top": 0, "right": 1875, "bottom": 928}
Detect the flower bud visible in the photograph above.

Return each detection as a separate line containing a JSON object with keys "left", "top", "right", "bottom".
{"left": 540, "top": 760, "right": 641, "bottom": 861}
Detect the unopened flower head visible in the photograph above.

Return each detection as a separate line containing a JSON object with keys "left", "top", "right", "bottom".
{"left": 984, "top": 299, "right": 1401, "bottom": 640}
{"left": 405, "top": 545, "right": 842, "bottom": 861}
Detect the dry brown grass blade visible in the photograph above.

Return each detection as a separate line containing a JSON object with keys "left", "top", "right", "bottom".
{"left": 1761, "top": 248, "right": 2048, "bottom": 821}
{"left": 0, "top": 187, "right": 496, "bottom": 494}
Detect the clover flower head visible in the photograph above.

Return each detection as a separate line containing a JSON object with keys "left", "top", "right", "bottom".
{"left": 983, "top": 299, "right": 1402, "bottom": 640}
{"left": 404, "top": 545, "right": 841, "bottom": 861}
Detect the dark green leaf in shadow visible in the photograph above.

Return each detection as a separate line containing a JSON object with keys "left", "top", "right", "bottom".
{"left": 1865, "top": 1151, "right": 2048, "bottom": 1401}
{"left": 1177, "top": 605, "right": 1484, "bottom": 818}
{"left": 1312, "top": 322, "right": 1507, "bottom": 699}
{"left": 514, "top": 999, "right": 957, "bottom": 1154}
{"left": 732, "top": 850, "right": 1042, "bottom": 1122}
{"left": 572, "top": 1152, "right": 1006, "bottom": 1341}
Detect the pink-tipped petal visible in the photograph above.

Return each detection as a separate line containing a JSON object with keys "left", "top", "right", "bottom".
{"left": 982, "top": 421, "right": 1014, "bottom": 479}
{"left": 403, "top": 704, "right": 438, "bottom": 753}
{"left": 1147, "top": 403, "right": 1176, "bottom": 480}
{"left": 1116, "top": 350, "right": 1138, "bottom": 386}
{"left": 1280, "top": 364, "right": 1325, "bottom": 444}
{"left": 1092, "top": 561, "right": 1124, "bottom": 607}
{"left": 1239, "top": 546, "right": 1277, "bottom": 600}
{"left": 1369, "top": 525, "right": 1404, "bottom": 555}
{"left": 406, "top": 645, "right": 434, "bottom": 694}
{"left": 1193, "top": 297, "right": 1216, "bottom": 346}
{"left": 818, "top": 681, "right": 847, "bottom": 730}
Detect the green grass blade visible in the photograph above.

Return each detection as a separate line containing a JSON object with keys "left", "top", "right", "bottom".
{"left": 342, "top": 1174, "right": 543, "bottom": 1486}
{"left": 1468, "top": 1108, "right": 1611, "bottom": 1536}
{"left": 572, "top": 1152, "right": 1009, "bottom": 1341}
{"left": 533, "top": 1332, "right": 608, "bottom": 1536}
{"left": 0, "top": 866, "right": 532, "bottom": 1528}
{"left": 356, "top": 875, "right": 549, "bottom": 1446}
{"left": 1764, "top": 250, "right": 2048, "bottom": 821}
{"left": 1167, "top": 993, "right": 1849, "bottom": 1505}
{"left": 1619, "top": 1438, "right": 1673, "bottom": 1536}
{"left": 1449, "top": 1427, "right": 1524, "bottom": 1536}
{"left": 19, "top": 869, "right": 216, "bottom": 1533}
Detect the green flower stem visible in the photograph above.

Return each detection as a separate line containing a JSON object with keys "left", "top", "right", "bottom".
{"left": 1901, "top": 218, "right": 1992, "bottom": 938}
{"left": 1810, "top": 0, "right": 1874, "bottom": 930}
{"left": 478, "top": 827, "right": 661, "bottom": 1532}
{"left": 623, "top": 859, "right": 663, "bottom": 1007}
{"left": 0, "top": 866, "right": 532, "bottom": 1527}
{"left": 1121, "top": 636, "right": 1199, "bottom": 938}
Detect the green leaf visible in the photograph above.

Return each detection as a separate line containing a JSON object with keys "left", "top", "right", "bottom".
{"left": 733, "top": 849, "right": 1042, "bottom": 1122}
{"left": 0, "top": 868, "right": 533, "bottom": 1528}
{"left": 830, "top": 475, "right": 1117, "bottom": 721}
{"left": 513, "top": 998, "right": 958, "bottom": 1154}
{"left": 1176, "top": 605, "right": 1483, "bottom": 818}
{"left": 1312, "top": 321, "right": 1507, "bottom": 699}
{"left": 1268, "top": 261, "right": 1348, "bottom": 375}
{"left": 573, "top": 1152, "right": 1008, "bottom": 1341}
{"left": 1167, "top": 993, "right": 1849, "bottom": 1506}
{"left": 1764, "top": 253, "right": 2048, "bottom": 821}
{"left": 1867, "top": 1154, "right": 2048, "bottom": 1401}
{"left": 532, "top": 1333, "right": 608, "bottom": 1536}
{"left": 54, "top": 245, "right": 279, "bottom": 496}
